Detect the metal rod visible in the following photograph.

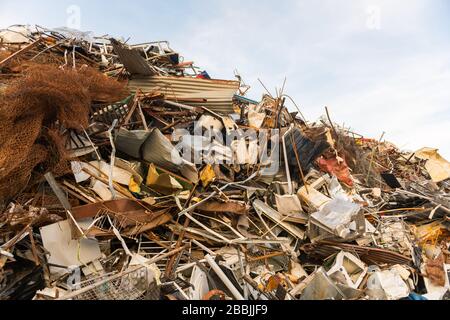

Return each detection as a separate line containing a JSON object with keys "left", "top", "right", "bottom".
{"left": 282, "top": 125, "right": 295, "bottom": 194}
{"left": 107, "top": 119, "right": 118, "bottom": 200}
{"left": 205, "top": 255, "right": 244, "bottom": 300}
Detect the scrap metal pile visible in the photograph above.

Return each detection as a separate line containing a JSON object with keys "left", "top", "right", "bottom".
{"left": 1, "top": 25, "right": 449, "bottom": 301}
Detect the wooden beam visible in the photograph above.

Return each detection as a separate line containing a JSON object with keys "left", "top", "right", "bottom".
{"left": 0, "top": 38, "right": 43, "bottom": 67}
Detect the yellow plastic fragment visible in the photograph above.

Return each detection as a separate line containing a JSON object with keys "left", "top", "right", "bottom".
{"left": 145, "top": 163, "right": 183, "bottom": 195}
{"left": 129, "top": 176, "right": 141, "bottom": 193}
{"left": 415, "top": 147, "right": 450, "bottom": 183}
{"left": 413, "top": 221, "right": 443, "bottom": 245}
{"left": 146, "top": 164, "right": 159, "bottom": 186}
{"left": 200, "top": 164, "right": 216, "bottom": 188}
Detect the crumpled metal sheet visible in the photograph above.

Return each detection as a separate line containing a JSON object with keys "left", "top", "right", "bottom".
{"left": 111, "top": 39, "right": 155, "bottom": 76}
{"left": 115, "top": 128, "right": 198, "bottom": 183}
{"left": 71, "top": 199, "right": 172, "bottom": 237}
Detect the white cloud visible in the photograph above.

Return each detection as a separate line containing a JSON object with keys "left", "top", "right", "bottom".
{"left": 327, "top": 52, "right": 450, "bottom": 155}
{"left": 174, "top": 0, "right": 450, "bottom": 158}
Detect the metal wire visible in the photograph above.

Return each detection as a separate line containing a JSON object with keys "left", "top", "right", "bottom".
{"left": 69, "top": 266, "right": 149, "bottom": 300}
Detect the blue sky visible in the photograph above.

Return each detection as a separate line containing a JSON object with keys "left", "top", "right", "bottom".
{"left": 1, "top": 0, "right": 449, "bottom": 158}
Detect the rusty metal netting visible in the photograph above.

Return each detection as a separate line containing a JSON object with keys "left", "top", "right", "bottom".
{"left": 0, "top": 65, "right": 128, "bottom": 204}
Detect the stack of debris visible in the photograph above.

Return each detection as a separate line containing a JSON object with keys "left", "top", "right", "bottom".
{"left": 1, "top": 25, "right": 449, "bottom": 301}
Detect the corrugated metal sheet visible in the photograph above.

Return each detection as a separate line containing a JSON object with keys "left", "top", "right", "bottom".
{"left": 128, "top": 76, "right": 240, "bottom": 114}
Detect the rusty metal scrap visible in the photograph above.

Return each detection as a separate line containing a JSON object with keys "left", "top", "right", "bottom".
{"left": 0, "top": 24, "right": 449, "bottom": 302}
{"left": 302, "top": 241, "right": 413, "bottom": 266}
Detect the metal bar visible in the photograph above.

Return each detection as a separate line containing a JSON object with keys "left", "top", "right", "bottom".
{"left": 205, "top": 254, "right": 244, "bottom": 300}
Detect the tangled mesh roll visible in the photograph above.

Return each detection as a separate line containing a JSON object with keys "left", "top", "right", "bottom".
{"left": 0, "top": 65, "right": 128, "bottom": 204}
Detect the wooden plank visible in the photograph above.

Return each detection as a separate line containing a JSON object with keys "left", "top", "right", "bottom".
{"left": 0, "top": 38, "right": 42, "bottom": 67}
